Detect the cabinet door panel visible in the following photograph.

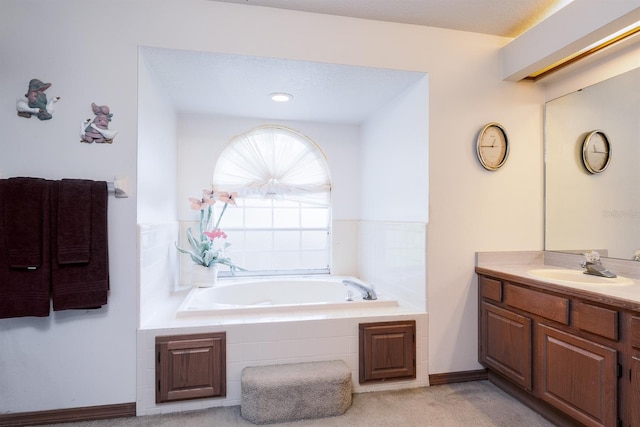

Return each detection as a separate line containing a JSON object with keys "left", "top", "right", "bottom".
{"left": 631, "top": 316, "right": 640, "bottom": 349}
{"left": 359, "top": 320, "right": 416, "bottom": 384}
{"left": 156, "top": 332, "right": 226, "bottom": 403}
{"left": 480, "top": 302, "right": 532, "bottom": 390}
{"left": 537, "top": 324, "right": 616, "bottom": 427}
{"left": 632, "top": 356, "right": 640, "bottom": 427}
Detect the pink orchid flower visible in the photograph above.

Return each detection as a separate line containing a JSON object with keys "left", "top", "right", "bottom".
{"left": 189, "top": 193, "right": 216, "bottom": 210}
{"left": 204, "top": 229, "right": 227, "bottom": 240}
{"left": 202, "top": 189, "right": 215, "bottom": 200}
{"left": 217, "top": 191, "right": 238, "bottom": 206}
{"left": 188, "top": 198, "right": 203, "bottom": 210}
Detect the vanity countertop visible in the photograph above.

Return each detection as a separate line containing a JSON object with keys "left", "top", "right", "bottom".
{"left": 476, "top": 262, "right": 640, "bottom": 311}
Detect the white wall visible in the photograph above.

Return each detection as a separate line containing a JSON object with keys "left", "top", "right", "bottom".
{"left": 361, "top": 76, "right": 429, "bottom": 223}
{"left": 358, "top": 76, "right": 428, "bottom": 312}
{"left": 426, "top": 44, "right": 544, "bottom": 373}
{"left": 137, "top": 50, "right": 179, "bottom": 224}
{"left": 1, "top": 0, "right": 140, "bottom": 413}
{"left": 137, "top": 53, "right": 180, "bottom": 327}
{"left": 1, "top": 0, "right": 544, "bottom": 413}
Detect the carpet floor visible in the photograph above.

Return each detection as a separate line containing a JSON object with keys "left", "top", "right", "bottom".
{"left": 41, "top": 380, "right": 556, "bottom": 427}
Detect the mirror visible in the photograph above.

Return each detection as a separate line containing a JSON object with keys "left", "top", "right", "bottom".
{"left": 545, "top": 67, "right": 640, "bottom": 260}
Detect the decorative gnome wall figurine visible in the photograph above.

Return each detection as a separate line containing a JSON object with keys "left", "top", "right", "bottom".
{"left": 80, "top": 103, "right": 118, "bottom": 143}
{"left": 16, "top": 79, "right": 60, "bottom": 120}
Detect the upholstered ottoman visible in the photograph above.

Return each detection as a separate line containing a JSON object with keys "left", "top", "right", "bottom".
{"left": 240, "top": 360, "right": 353, "bottom": 424}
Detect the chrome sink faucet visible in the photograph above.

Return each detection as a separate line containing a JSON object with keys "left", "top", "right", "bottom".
{"left": 581, "top": 251, "right": 617, "bottom": 278}
{"left": 342, "top": 279, "right": 377, "bottom": 300}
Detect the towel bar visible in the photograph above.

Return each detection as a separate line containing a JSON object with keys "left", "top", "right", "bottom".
{"left": 0, "top": 175, "right": 128, "bottom": 198}
{"left": 107, "top": 176, "right": 129, "bottom": 198}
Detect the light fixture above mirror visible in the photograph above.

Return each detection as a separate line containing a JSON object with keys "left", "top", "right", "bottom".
{"left": 527, "top": 21, "right": 640, "bottom": 80}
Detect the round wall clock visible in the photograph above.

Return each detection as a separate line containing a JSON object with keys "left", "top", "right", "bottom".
{"left": 476, "top": 122, "right": 509, "bottom": 171}
{"left": 582, "top": 130, "right": 611, "bottom": 174}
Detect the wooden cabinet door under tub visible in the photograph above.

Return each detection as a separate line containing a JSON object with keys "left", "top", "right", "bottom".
{"left": 155, "top": 332, "right": 226, "bottom": 403}
{"left": 359, "top": 320, "right": 416, "bottom": 384}
{"left": 477, "top": 273, "right": 626, "bottom": 427}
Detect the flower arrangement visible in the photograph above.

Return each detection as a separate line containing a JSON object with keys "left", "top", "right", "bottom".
{"left": 176, "top": 189, "right": 244, "bottom": 272}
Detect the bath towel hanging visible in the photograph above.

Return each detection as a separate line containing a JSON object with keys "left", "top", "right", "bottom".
{"left": 0, "top": 177, "right": 52, "bottom": 318}
{"left": 5, "top": 178, "right": 45, "bottom": 268}
{"left": 57, "top": 179, "right": 92, "bottom": 264}
{"left": 51, "top": 179, "right": 109, "bottom": 311}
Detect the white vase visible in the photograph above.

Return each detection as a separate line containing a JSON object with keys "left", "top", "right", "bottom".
{"left": 191, "top": 264, "right": 220, "bottom": 287}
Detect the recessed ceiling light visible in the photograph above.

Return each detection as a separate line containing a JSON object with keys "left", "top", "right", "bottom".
{"left": 270, "top": 92, "right": 293, "bottom": 102}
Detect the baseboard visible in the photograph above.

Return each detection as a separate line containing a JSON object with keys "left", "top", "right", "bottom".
{"left": 0, "top": 402, "right": 136, "bottom": 427}
{"left": 428, "top": 368, "right": 488, "bottom": 386}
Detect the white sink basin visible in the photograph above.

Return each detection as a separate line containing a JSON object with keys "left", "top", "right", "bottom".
{"left": 527, "top": 268, "right": 634, "bottom": 286}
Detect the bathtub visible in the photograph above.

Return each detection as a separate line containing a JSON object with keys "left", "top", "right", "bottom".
{"left": 176, "top": 275, "right": 398, "bottom": 318}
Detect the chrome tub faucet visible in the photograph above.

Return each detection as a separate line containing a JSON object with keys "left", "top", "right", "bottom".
{"left": 342, "top": 279, "right": 377, "bottom": 300}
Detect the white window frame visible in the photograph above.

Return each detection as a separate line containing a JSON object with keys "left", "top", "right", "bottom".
{"left": 212, "top": 126, "right": 332, "bottom": 276}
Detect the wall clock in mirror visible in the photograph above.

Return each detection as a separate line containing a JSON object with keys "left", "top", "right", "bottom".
{"left": 476, "top": 122, "right": 509, "bottom": 171}
{"left": 582, "top": 130, "right": 611, "bottom": 174}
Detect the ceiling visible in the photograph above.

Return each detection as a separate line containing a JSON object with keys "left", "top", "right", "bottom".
{"left": 143, "top": 1, "right": 571, "bottom": 124}
{"left": 142, "top": 47, "right": 427, "bottom": 124}
{"left": 211, "top": 0, "right": 572, "bottom": 38}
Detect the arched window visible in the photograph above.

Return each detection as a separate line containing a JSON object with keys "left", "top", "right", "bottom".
{"left": 212, "top": 126, "right": 332, "bottom": 275}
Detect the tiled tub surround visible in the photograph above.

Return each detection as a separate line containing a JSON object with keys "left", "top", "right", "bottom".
{"left": 138, "top": 223, "right": 180, "bottom": 328}
{"left": 359, "top": 221, "right": 427, "bottom": 312}
{"left": 137, "top": 221, "right": 428, "bottom": 416}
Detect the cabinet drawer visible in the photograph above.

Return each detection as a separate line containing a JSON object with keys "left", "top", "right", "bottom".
{"left": 573, "top": 303, "right": 618, "bottom": 341}
{"left": 480, "top": 276, "right": 502, "bottom": 302}
{"left": 632, "top": 316, "right": 640, "bottom": 349}
{"left": 504, "top": 283, "right": 569, "bottom": 325}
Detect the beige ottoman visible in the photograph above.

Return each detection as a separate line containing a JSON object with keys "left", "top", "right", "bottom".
{"left": 240, "top": 360, "right": 353, "bottom": 424}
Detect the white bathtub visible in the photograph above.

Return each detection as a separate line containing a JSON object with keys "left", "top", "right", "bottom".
{"left": 176, "top": 275, "right": 398, "bottom": 317}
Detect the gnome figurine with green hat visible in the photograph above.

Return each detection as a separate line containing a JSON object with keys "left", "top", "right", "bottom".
{"left": 16, "top": 79, "right": 60, "bottom": 120}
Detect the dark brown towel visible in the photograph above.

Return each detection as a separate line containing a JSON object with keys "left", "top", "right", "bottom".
{"left": 0, "top": 178, "right": 51, "bottom": 318}
{"left": 4, "top": 177, "right": 44, "bottom": 268}
{"left": 51, "top": 180, "right": 109, "bottom": 311}
{"left": 57, "top": 179, "right": 92, "bottom": 264}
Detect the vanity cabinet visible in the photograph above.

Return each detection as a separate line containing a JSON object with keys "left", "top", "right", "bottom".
{"left": 477, "top": 273, "right": 626, "bottom": 427}
{"left": 630, "top": 316, "right": 640, "bottom": 426}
